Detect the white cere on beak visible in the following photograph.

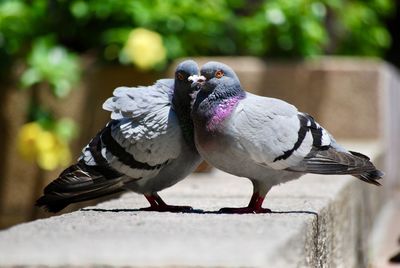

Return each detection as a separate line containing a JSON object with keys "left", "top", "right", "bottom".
{"left": 188, "top": 75, "right": 206, "bottom": 83}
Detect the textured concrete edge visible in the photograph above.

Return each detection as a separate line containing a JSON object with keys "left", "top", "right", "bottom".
{"left": 369, "top": 197, "right": 400, "bottom": 267}
{"left": 0, "top": 143, "right": 386, "bottom": 268}
{"left": 273, "top": 181, "right": 385, "bottom": 268}
{"left": 273, "top": 147, "right": 386, "bottom": 268}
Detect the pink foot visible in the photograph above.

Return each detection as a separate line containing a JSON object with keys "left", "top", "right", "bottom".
{"left": 218, "top": 207, "right": 271, "bottom": 214}
{"left": 140, "top": 194, "right": 193, "bottom": 212}
{"left": 139, "top": 205, "right": 193, "bottom": 212}
{"left": 218, "top": 192, "right": 271, "bottom": 214}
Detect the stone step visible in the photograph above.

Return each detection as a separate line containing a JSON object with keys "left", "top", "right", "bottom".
{"left": 0, "top": 142, "right": 384, "bottom": 267}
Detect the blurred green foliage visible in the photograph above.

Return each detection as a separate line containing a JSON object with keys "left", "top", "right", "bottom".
{"left": 0, "top": 0, "right": 395, "bottom": 168}
{"left": 21, "top": 37, "right": 80, "bottom": 98}
{"left": 0, "top": 0, "right": 394, "bottom": 69}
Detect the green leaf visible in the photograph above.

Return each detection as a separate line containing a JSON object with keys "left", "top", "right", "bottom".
{"left": 22, "top": 36, "right": 81, "bottom": 98}
{"left": 70, "top": 1, "right": 89, "bottom": 19}
{"left": 54, "top": 118, "right": 79, "bottom": 142}
{"left": 20, "top": 68, "right": 41, "bottom": 88}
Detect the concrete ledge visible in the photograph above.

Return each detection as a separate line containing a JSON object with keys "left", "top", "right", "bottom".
{"left": 370, "top": 197, "right": 400, "bottom": 267}
{"left": 0, "top": 142, "right": 384, "bottom": 267}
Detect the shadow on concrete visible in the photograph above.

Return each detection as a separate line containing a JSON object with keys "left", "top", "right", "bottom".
{"left": 81, "top": 207, "right": 319, "bottom": 217}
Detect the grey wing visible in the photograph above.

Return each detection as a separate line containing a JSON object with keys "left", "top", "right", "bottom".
{"left": 232, "top": 94, "right": 382, "bottom": 185}
{"left": 102, "top": 79, "right": 174, "bottom": 120}
{"left": 81, "top": 109, "right": 183, "bottom": 180}
{"left": 81, "top": 78, "right": 183, "bottom": 179}
{"left": 111, "top": 104, "right": 183, "bottom": 164}
{"left": 231, "top": 93, "right": 307, "bottom": 168}
{"left": 288, "top": 113, "right": 383, "bottom": 185}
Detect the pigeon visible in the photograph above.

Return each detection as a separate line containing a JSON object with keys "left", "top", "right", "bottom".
{"left": 190, "top": 61, "right": 383, "bottom": 214}
{"left": 36, "top": 60, "right": 202, "bottom": 213}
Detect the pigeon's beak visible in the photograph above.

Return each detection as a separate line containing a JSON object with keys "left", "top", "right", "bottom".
{"left": 189, "top": 75, "right": 206, "bottom": 88}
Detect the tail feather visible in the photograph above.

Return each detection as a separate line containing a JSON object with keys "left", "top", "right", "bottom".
{"left": 35, "top": 162, "right": 125, "bottom": 213}
{"left": 35, "top": 196, "right": 70, "bottom": 213}
{"left": 355, "top": 169, "right": 384, "bottom": 186}
{"left": 349, "top": 151, "right": 383, "bottom": 186}
{"left": 297, "top": 147, "right": 383, "bottom": 186}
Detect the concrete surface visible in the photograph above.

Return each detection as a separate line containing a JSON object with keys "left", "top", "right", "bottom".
{"left": 0, "top": 142, "right": 385, "bottom": 267}
{"left": 370, "top": 197, "right": 400, "bottom": 268}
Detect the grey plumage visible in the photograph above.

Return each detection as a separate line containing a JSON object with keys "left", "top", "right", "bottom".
{"left": 36, "top": 60, "right": 202, "bottom": 213}
{"left": 191, "top": 61, "right": 383, "bottom": 213}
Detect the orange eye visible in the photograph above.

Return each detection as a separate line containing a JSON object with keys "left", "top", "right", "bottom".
{"left": 215, "top": 70, "right": 224, "bottom": 78}
{"left": 177, "top": 73, "right": 185, "bottom": 81}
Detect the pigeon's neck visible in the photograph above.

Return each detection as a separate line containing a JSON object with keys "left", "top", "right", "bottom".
{"left": 206, "top": 94, "right": 244, "bottom": 131}
{"left": 172, "top": 94, "right": 196, "bottom": 149}
{"left": 193, "top": 85, "right": 245, "bottom": 132}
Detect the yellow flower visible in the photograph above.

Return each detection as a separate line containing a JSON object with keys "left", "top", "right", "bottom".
{"left": 122, "top": 28, "right": 167, "bottom": 70}
{"left": 17, "top": 122, "right": 42, "bottom": 160}
{"left": 37, "top": 149, "right": 60, "bottom": 171}
{"left": 54, "top": 140, "right": 72, "bottom": 168}
{"left": 35, "top": 130, "right": 71, "bottom": 170}
{"left": 17, "top": 122, "right": 73, "bottom": 170}
{"left": 36, "top": 130, "right": 57, "bottom": 152}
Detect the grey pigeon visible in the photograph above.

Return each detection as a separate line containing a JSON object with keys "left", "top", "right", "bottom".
{"left": 190, "top": 61, "right": 383, "bottom": 214}
{"left": 36, "top": 60, "right": 202, "bottom": 213}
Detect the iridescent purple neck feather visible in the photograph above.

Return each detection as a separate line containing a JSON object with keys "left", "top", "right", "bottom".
{"left": 192, "top": 85, "right": 245, "bottom": 133}
{"left": 207, "top": 95, "right": 244, "bottom": 131}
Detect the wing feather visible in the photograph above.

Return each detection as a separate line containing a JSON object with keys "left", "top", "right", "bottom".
{"left": 231, "top": 93, "right": 304, "bottom": 168}
{"left": 102, "top": 79, "right": 174, "bottom": 120}
{"left": 101, "top": 78, "right": 183, "bottom": 167}
{"left": 230, "top": 94, "right": 382, "bottom": 185}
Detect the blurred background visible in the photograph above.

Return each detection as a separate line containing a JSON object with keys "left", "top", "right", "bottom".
{"left": 0, "top": 0, "right": 398, "bottom": 229}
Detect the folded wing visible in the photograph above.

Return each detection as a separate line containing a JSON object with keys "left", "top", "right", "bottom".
{"left": 36, "top": 79, "right": 184, "bottom": 212}
{"left": 232, "top": 93, "right": 383, "bottom": 185}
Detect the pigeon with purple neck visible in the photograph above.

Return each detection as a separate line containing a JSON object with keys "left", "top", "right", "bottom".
{"left": 36, "top": 60, "right": 202, "bottom": 213}
{"left": 190, "top": 61, "right": 383, "bottom": 214}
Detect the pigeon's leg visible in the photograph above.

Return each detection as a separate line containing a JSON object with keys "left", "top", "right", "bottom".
{"left": 219, "top": 181, "right": 271, "bottom": 214}
{"left": 140, "top": 194, "right": 159, "bottom": 210}
{"left": 152, "top": 193, "right": 193, "bottom": 212}
{"left": 139, "top": 193, "right": 193, "bottom": 212}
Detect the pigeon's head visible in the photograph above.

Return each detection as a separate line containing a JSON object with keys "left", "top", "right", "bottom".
{"left": 191, "top": 61, "right": 240, "bottom": 94}
{"left": 174, "top": 60, "right": 200, "bottom": 95}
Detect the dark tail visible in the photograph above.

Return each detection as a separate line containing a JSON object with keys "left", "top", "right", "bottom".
{"left": 348, "top": 150, "right": 384, "bottom": 186}
{"left": 354, "top": 169, "right": 384, "bottom": 186}
{"left": 299, "top": 148, "right": 384, "bottom": 186}
{"left": 36, "top": 162, "right": 125, "bottom": 213}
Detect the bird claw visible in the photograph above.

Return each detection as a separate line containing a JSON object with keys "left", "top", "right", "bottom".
{"left": 218, "top": 207, "right": 271, "bottom": 214}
